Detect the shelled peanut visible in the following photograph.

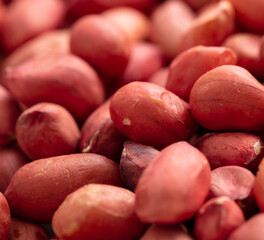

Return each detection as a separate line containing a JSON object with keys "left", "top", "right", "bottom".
{"left": 0, "top": 0, "right": 264, "bottom": 239}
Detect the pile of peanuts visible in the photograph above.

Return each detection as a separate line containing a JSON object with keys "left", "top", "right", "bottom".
{"left": 0, "top": 0, "right": 264, "bottom": 239}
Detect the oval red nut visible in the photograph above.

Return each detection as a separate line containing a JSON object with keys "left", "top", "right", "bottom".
{"left": 4, "top": 153, "right": 122, "bottom": 223}
{"left": 4, "top": 54, "right": 105, "bottom": 123}
{"left": 196, "top": 132, "right": 264, "bottom": 171}
{"left": 135, "top": 141, "right": 211, "bottom": 224}
{"left": 190, "top": 65, "right": 264, "bottom": 132}
{"left": 70, "top": 14, "right": 131, "bottom": 79}
{"left": 1, "top": 0, "right": 65, "bottom": 52}
{"left": 194, "top": 197, "right": 245, "bottom": 240}
{"left": 16, "top": 102, "right": 80, "bottom": 160}
{"left": 166, "top": 46, "right": 237, "bottom": 101}
{"left": 52, "top": 184, "right": 147, "bottom": 240}
{"left": 110, "top": 81, "right": 197, "bottom": 149}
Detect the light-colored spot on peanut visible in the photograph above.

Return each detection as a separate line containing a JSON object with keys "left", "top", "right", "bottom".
{"left": 254, "top": 140, "right": 262, "bottom": 155}
{"left": 64, "top": 222, "right": 79, "bottom": 237}
{"left": 34, "top": 168, "right": 47, "bottom": 177}
{"left": 121, "top": 150, "right": 126, "bottom": 158}
{"left": 82, "top": 130, "right": 100, "bottom": 153}
{"left": 123, "top": 118, "right": 131, "bottom": 126}
{"left": 199, "top": 207, "right": 205, "bottom": 214}
{"left": 214, "top": 196, "right": 230, "bottom": 205}
{"left": 194, "top": 45, "right": 204, "bottom": 51}
{"left": 146, "top": 96, "right": 164, "bottom": 105}
{"left": 47, "top": 159, "right": 53, "bottom": 164}
{"left": 34, "top": 172, "right": 45, "bottom": 177}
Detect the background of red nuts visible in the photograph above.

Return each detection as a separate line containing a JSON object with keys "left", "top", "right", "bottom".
{"left": 1, "top": 0, "right": 264, "bottom": 239}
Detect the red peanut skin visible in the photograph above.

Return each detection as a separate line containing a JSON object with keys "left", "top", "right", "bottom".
{"left": 120, "top": 141, "right": 159, "bottom": 190}
{"left": 183, "top": 0, "right": 214, "bottom": 9}
{"left": 141, "top": 224, "right": 194, "bottom": 240}
{"left": 150, "top": 0, "right": 195, "bottom": 59}
{"left": 223, "top": 33, "right": 264, "bottom": 82}
{"left": 67, "top": 0, "right": 156, "bottom": 18}
{"left": 102, "top": 7, "right": 150, "bottom": 42}
{"left": 52, "top": 184, "right": 148, "bottom": 240}
{"left": 110, "top": 82, "right": 197, "bottom": 149}
{"left": 0, "top": 145, "right": 29, "bottom": 192}
{"left": 227, "top": 0, "right": 264, "bottom": 32}
{"left": 0, "top": 1, "right": 6, "bottom": 33}
{"left": 0, "top": 85, "right": 21, "bottom": 146}
{"left": 70, "top": 15, "right": 131, "bottom": 79}
{"left": 4, "top": 30, "right": 70, "bottom": 69}
{"left": 227, "top": 213, "right": 264, "bottom": 240}
{"left": 16, "top": 102, "right": 80, "bottom": 160}
{"left": 135, "top": 141, "right": 211, "bottom": 224}
{"left": 209, "top": 166, "right": 257, "bottom": 218}
{"left": 0, "top": 192, "right": 10, "bottom": 240}
{"left": 254, "top": 159, "right": 264, "bottom": 212}
{"left": 166, "top": 46, "right": 237, "bottom": 101}
{"left": 148, "top": 67, "right": 169, "bottom": 88}
{"left": 4, "top": 54, "right": 105, "bottom": 123}
{"left": 115, "top": 42, "right": 165, "bottom": 88}
{"left": 261, "top": 36, "right": 264, "bottom": 59}
{"left": 1, "top": 0, "right": 65, "bottom": 52}
{"left": 8, "top": 218, "right": 49, "bottom": 240}
{"left": 80, "top": 100, "right": 126, "bottom": 162}
{"left": 190, "top": 65, "right": 264, "bottom": 132}
{"left": 196, "top": 132, "right": 264, "bottom": 172}
{"left": 4, "top": 153, "right": 123, "bottom": 223}
{"left": 178, "top": 1, "right": 235, "bottom": 53}
{"left": 110, "top": 81, "right": 197, "bottom": 149}
{"left": 194, "top": 197, "right": 245, "bottom": 240}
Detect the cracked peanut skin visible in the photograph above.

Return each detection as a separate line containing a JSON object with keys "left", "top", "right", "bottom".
{"left": 4, "top": 153, "right": 122, "bottom": 223}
